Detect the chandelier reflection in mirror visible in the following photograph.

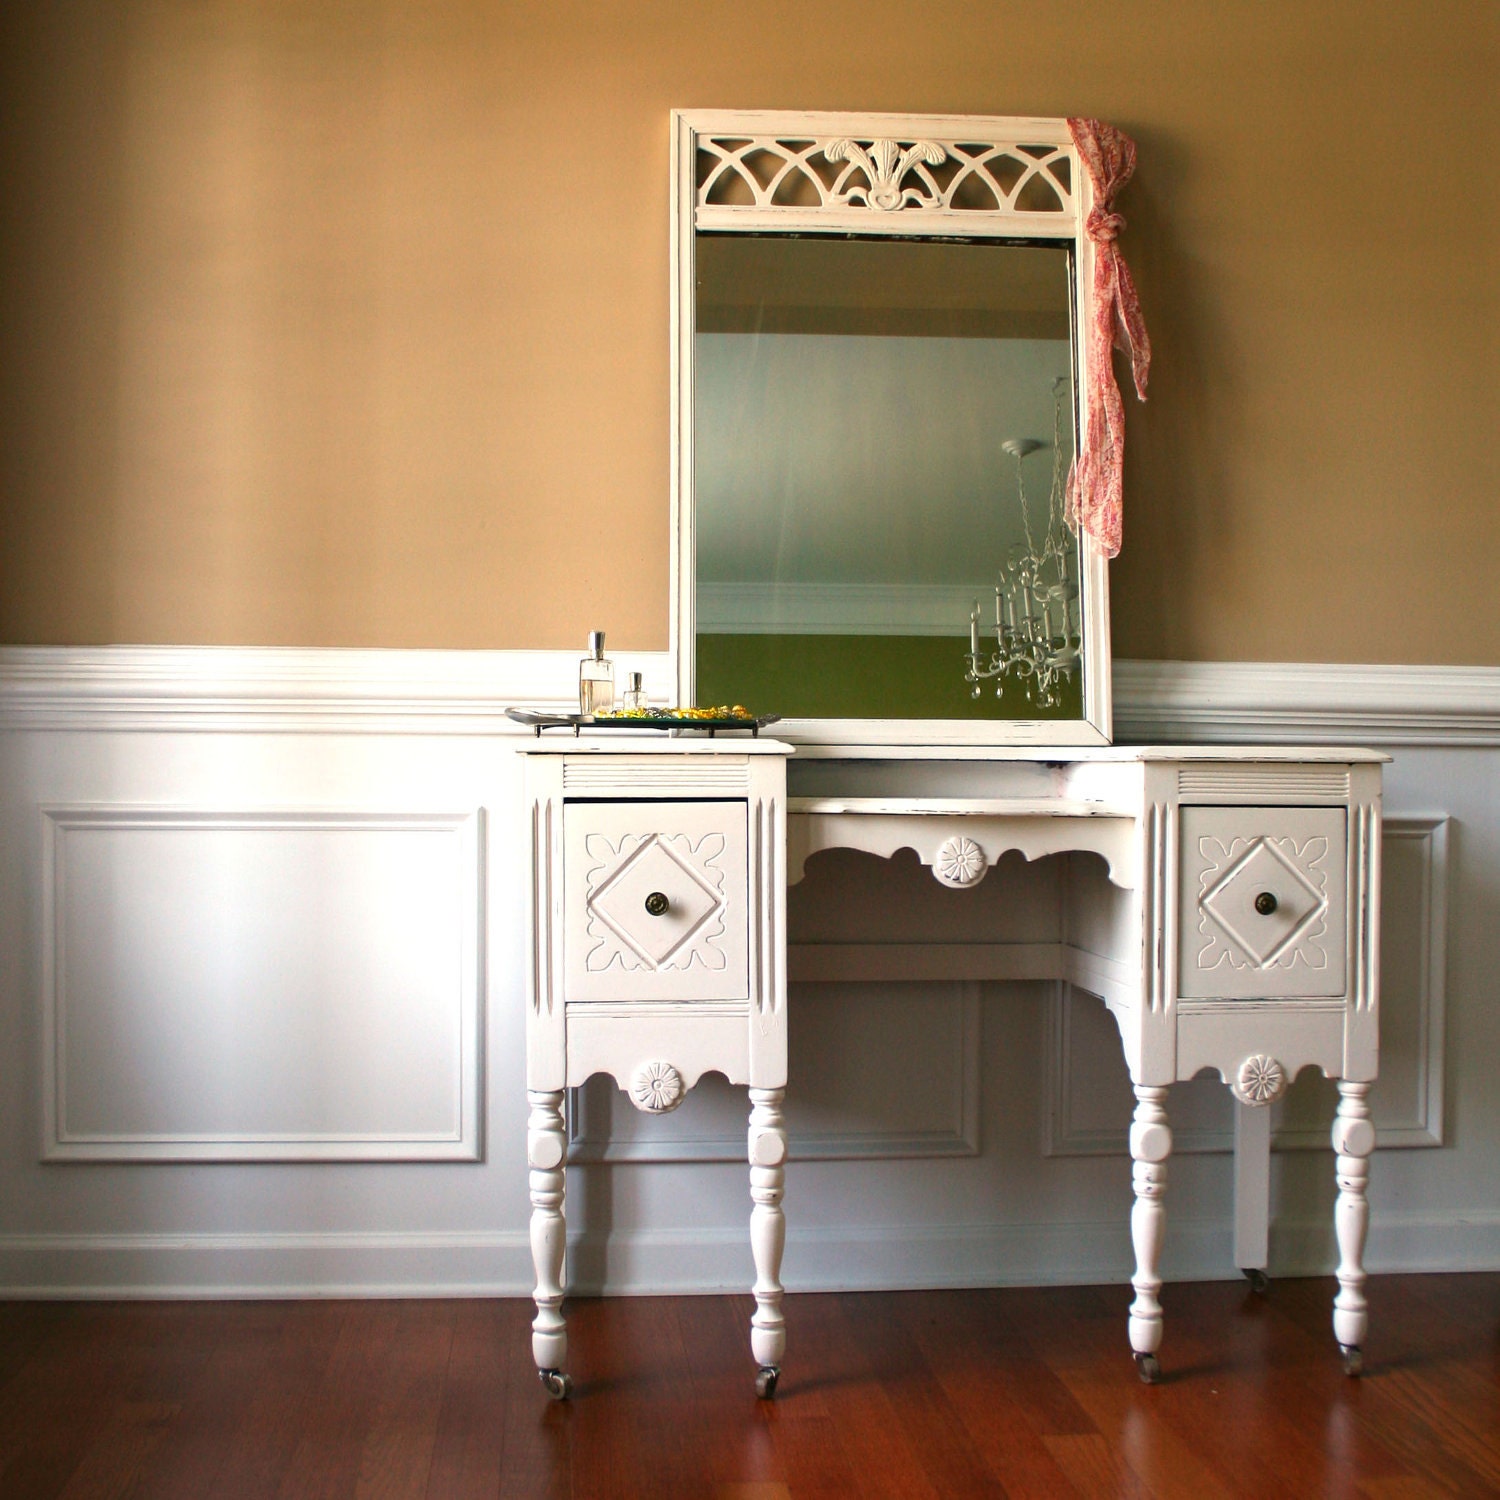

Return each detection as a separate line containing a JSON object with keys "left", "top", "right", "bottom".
{"left": 965, "top": 376, "right": 1082, "bottom": 709}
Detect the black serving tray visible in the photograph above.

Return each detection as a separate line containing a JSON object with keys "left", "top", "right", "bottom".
{"left": 506, "top": 708, "right": 780, "bottom": 738}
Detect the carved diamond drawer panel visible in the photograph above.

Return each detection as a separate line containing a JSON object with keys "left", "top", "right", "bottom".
{"left": 1178, "top": 807, "right": 1347, "bottom": 999}
{"left": 564, "top": 801, "right": 749, "bottom": 1004}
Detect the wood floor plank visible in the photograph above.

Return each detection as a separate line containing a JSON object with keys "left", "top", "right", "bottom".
{"left": 762, "top": 1296, "right": 870, "bottom": 1500}
{"left": 563, "top": 1297, "right": 692, "bottom": 1499}
{"left": 834, "top": 1291, "right": 1009, "bottom": 1499}
{"left": 902, "top": 1287, "right": 1093, "bottom": 1498}
{"left": 119, "top": 1302, "right": 291, "bottom": 1500}
{"left": 1042, "top": 1433, "right": 1154, "bottom": 1500}
{"left": 1266, "top": 1276, "right": 1500, "bottom": 1496}
{"left": 421, "top": 1299, "right": 509, "bottom": 1500}
{"left": 1020, "top": 1286, "right": 1232, "bottom": 1500}
{"left": 272, "top": 1300, "right": 404, "bottom": 1500}
{"left": 55, "top": 1399, "right": 180, "bottom": 1500}
{"left": 0, "top": 1277, "right": 1493, "bottom": 1499}
{"left": 353, "top": 1300, "right": 454, "bottom": 1500}
{"left": 674, "top": 1292, "right": 784, "bottom": 1492}
{"left": 0, "top": 1305, "right": 179, "bottom": 1499}
{"left": 205, "top": 1301, "right": 350, "bottom": 1500}
{"left": 803, "top": 1292, "right": 947, "bottom": 1500}
{"left": 0, "top": 1304, "right": 77, "bottom": 1395}
{"left": 1028, "top": 1281, "right": 1397, "bottom": 1500}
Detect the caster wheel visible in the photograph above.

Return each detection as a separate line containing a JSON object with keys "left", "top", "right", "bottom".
{"left": 1134, "top": 1352, "right": 1161, "bottom": 1385}
{"left": 1242, "top": 1267, "right": 1271, "bottom": 1296}
{"left": 1340, "top": 1345, "right": 1363, "bottom": 1378}
{"left": 539, "top": 1368, "right": 572, "bottom": 1401}
{"left": 755, "top": 1365, "right": 780, "bottom": 1400}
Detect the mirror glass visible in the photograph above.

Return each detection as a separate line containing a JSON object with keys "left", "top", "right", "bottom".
{"left": 693, "top": 233, "right": 1082, "bottom": 722}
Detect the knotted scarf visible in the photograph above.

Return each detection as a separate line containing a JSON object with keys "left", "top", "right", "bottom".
{"left": 1064, "top": 117, "right": 1151, "bottom": 559}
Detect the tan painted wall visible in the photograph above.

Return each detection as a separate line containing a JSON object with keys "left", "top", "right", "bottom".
{"left": 0, "top": 1, "right": 1495, "bottom": 660}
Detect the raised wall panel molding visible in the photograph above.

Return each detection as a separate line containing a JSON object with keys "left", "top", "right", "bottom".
{"left": 567, "top": 979, "right": 982, "bottom": 1163}
{"left": 41, "top": 805, "right": 485, "bottom": 1162}
{"left": 4, "top": 649, "right": 1498, "bottom": 744}
{"left": 1044, "top": 816, "right": 1448, "bottom": 1157}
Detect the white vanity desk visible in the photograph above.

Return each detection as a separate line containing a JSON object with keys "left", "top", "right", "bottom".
{"left": 522, "top": 735, "right": 1383, "bottom": 1394}
{"left": 521, "top": 105, "right": 1386, "bottom": 1397}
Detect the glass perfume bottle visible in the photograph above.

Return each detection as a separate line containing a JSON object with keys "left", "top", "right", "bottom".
{"left": 620, "top": 671, "right": 648, "bottom": 711}
{"left": 578, "top": 631, "right": 614, "bottom": 714}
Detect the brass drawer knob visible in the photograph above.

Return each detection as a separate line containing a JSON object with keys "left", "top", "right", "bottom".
{"left": 1254, "top": 891, "right": 1278, "bottom": 916}
{"left": 644, "top": 891, "right": 670, "bottom": 917}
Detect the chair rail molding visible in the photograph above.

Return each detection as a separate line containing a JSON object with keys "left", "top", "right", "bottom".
{"left": 2, "top": 648, "right": 1497, "bottom": 742}
{"left": 0, "top": 646, "right": 676, "bottom": 734}
{"left": 1113, "top": 660, "right": 1500, "bottom": 746}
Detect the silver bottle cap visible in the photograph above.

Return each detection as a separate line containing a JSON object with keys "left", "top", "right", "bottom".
{"left": 627, "top": 671, "right": 643, "bottom": 691}
{"left": 588, "top": 630, "right": 605, "bottom": 658}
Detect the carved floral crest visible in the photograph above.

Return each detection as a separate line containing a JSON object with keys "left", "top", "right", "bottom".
{"left": 823, "top": 137, "right": 946, "bottom": 210}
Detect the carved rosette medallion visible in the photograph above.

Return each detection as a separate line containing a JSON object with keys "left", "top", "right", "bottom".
{"left": 934, "top": 835, "right": 988, "bottom": 888}
{"left": 629, "top": 1060, "right": 686, "bottom": 1114}
{"left": 1233, "top": 1054, "right": 1287, "bottom": 1107}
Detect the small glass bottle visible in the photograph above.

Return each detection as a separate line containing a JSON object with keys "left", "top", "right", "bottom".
{"left": 578, "top": 631, "right": 614, "bottom": 715}
{"left": 620, "top": 671, "right": 648, "bottom": 711}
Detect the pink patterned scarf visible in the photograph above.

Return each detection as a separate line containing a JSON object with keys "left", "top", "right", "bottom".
{"left": 1064, "top": 117, "right": 1151, "bottom": 559}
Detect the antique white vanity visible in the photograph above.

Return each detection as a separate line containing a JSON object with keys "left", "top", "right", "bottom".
{"left": 520, "top": 110, "right": 1382, "bottom": 1398}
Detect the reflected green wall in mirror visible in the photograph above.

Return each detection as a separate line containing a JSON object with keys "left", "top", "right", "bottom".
{"left": 697, "top": 633, "right": 1084, "bottom": 720}
{"left": 693, "top": 233, "right": 1084, "bottom": 723}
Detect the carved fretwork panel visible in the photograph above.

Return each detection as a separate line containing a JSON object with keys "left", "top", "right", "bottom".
{"left": 695, "top": 135, "right": 1075, "bottom": 224}
{"left": 1178, "top": 807, "right": 1348, "bottom": 999}
{"left": 564, "top": 801, "right": 749, "bottom": 1004}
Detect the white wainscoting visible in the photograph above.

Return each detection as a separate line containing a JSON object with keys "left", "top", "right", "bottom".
{"left": 0, "top": 647, "right": 1497, "bottom": 1297}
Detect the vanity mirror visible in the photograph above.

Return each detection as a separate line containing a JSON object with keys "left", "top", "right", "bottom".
{"left": 672, "top": 110, "right": 1143, "bottom": 746}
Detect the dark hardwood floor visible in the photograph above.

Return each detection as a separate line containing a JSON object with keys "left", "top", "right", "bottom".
{"left": 0, "top": 1275, "right": 1496, "bottom": 1498}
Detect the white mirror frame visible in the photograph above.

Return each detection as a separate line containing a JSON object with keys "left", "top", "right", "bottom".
{"left": 671, "top": 109, "right": 1112, "bottom": 748}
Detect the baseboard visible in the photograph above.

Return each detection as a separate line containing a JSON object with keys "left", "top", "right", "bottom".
{"left": 3, "top": 1212, "right": 1495, "bottom": 1298}
{"left": 0, "top": 1230, "right": 535, "bottom": 1300}
{"left": 2, "top": 647, "right": 1498, "bottom": 743}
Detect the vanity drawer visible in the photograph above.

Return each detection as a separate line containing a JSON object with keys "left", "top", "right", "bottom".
{"left": 1178, "top": 806, "right": 1347, "bottom": 1000}
{"left": 563, "top": 800, "right": 749, "bottom": 1004}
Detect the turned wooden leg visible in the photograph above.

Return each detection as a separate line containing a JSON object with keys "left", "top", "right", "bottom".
{"left": 528, "top": 1089, "right": 571, "bottom": 1399}
{"left": 1332, "top": 1080, "right": 1375, "bottom": 1375}
{"left": 748, "top": 1087, "right": 787, "bottom": 1397}
{"left": 1128, "top": 1084, "right": 1171, "bottom": 1382}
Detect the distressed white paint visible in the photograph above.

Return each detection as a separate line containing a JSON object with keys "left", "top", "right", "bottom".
{"left": 520, "top": 739, "right": 791, "bottom": 1387}
{"left": 671, "top": 110, "right": 1113, "bottom": 746}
